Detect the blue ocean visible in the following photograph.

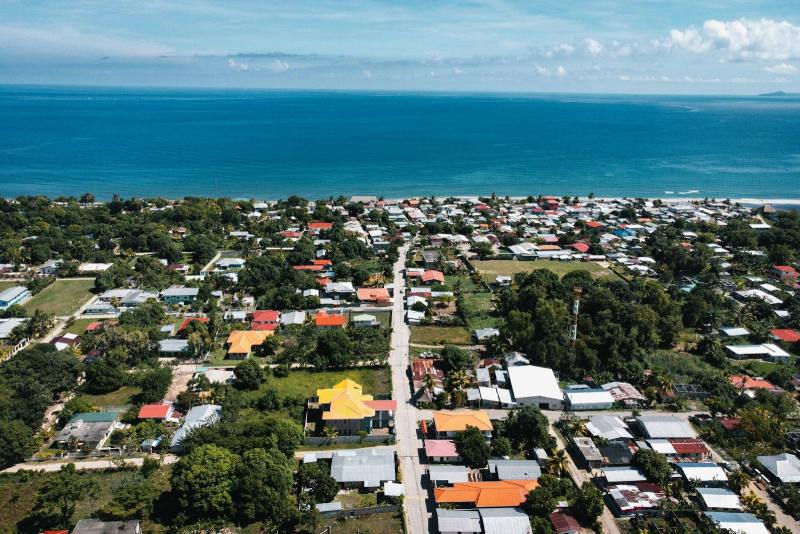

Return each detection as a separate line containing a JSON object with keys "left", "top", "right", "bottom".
{"left": 1, "top": 85, "right": 799, "bottom": 200}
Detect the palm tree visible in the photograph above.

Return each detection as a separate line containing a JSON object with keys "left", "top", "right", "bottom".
{"left": 447, "top": 369, "right": 472, "bottom": 391}
{"left": 567, "top": 419, "right": 587, "bottom": 437}
{"left": 423, "top": 372, "right": 437, "bottom": 399}
{"left": 322, "top": 426, "right": 339, "bottom": 444}
{"left": 547, "top": 448, "right": 570, "bottom": 477}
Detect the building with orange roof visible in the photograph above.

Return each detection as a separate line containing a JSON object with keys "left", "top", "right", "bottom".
{"left": 728, "top": 375, "right": 784, "bottom": 395}
{"left": 434, "top": 480, "right": 539, "bottom": 508}
{"left": 311, "top": 379, "right": 395, "bottom": 436}
{"left": 308, "top": 221, "right": 334, "bottom": 233}
{"left": 422, "top": 270, "right": 445, "bottom": 284}
{"left": 315, "top": 311, "right": 347, "bottom": 329}
{"left": 226, "top": 330, "right": 272, "bottom": 359}
{"left": 432, "top": 410, "right": 493, "bottom": 439}
{"left": 138, "top": 404, "right": 178, "bottom": 422}
{"left": 356, "top": 287, "right": 391, "bottom": 306}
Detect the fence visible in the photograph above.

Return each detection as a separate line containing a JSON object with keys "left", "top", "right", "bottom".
{"left": 318, "top": 504, "right": 400, "bottom": 519}
{"left": 303, "top": 435, "right": 395, "bottom": 446}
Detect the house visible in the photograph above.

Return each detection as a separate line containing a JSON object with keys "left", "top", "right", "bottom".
{"left": 646, "top": 438, "right": 710, "bottom": 461}
{"left": 421, "top": 270, "right": 445, "bottom": 284}
{"left": 487, "top": 459, "right": 541, "bottom": 480}
{"left": 54, "top": 412, "right": 118, "bottom": 450}
{"left": 756, "top": 453, "right": 800, "bottom": 485}
{"left": 0, "top": 285, "right": 30, "bottom": 310}
{"left": 428, "top": 464, "right": 470, "bottom": 485}
{"left": 507, "top": 365, "right": 563, "bottom": 409}
{"left": 314, "top": 311, "right": 348, "bottom": 329}
{"left": 214, "top": 257, "right": 245, "bottom": 270}
{"left": 696, "top": 487, "right": 743, "bottom": 511}
{"left": 573, "top": 437, "right": 603, "bottom": 468}
{"left": 550, "top": 511, "right": 582, "bottom": 534}
{"left": 225, "top": 330, "right": 272, "bottom": 359}
{"left": 138, "top": 404, "right": 178, "bottom": 422}
{"left": 330, "top": 447, "right": 396, "bottom": 489}
{"left": 704, "top": 512, "right": 769, "bottom": 534}
{"left": 675, "top": 462, "right": 728, "bottom": 484}
{"left": 158, "top": 339, "right": 190, "bottom": 357}
{"left": 563, "top": 387, "right": 613, "bottom": 410}
{"left": 0, "top": 318, "right": 26, "bottom": 341}
{"left": 251, "top": 310, "right": 280, "bottom": 329}
{"left": 159, "top": 286, "right": 199, "bottom": 305}
{"left": 586, "top": 415, "right": 633, "bottom": 441}
{"left": 432, "top": 410, "right": 493, "bottom": 439}
{"left": 281, "top": 310, "right": 307, "bottom": 326}
{"left": 421, "top": 250, "right": 442, "bottom": 268}
{"left": 356, "top": 287, "right": 391, "bottom": 306}
{"left": 771, "top": 329, "right": 800, "bottom": 344}
{"left": 436, "top": 509, "right": 482, "bottom": 534}
{"left": 636, "top": 415, "right": 697, "bottom": 439}
{"left": 71, "top": 519, "right": 141, "bottom": 534}
{"left": 599, "top": 467, "right": 648, "bottom": 487}
{"left": 434, "top": 480, "right": 539, "bottom": 508}
{"left": 313, "top": 379, "right": 395, "bottom": 435}
{"left": 479, "top": 508, "right": 533, "bottom": 534}
{"left": 170, "top": 404, "right": 221, "bottom": 451}
{"left": 771, "top": 265, "right": 798, "bottom": 287}
{"left": 424, "top": 439, "right": 461, "bottom": 462}
{"left": 728, "top": 375, "right": 785, "bottom": 395}
{"left": 725, "top": 343, "right": 791, "bottom": 363}
{"left": 606, "top": 482, "right": 666, "bottom": 516}
{"left": 351, "top": 313, "right": 380, "bottom": 327}
{"left": 177, "top": 316, "right": 209, "bottom": 335}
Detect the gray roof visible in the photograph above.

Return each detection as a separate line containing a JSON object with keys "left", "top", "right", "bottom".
{"left": 637, "top": 415, "right": 697, "bottom": 438}
{"left": 428, "top": 464, "right": 469, "bottom": 484}
{"left": 697, "top": 487, "right": 742, "bottom": 510}
{"left": 54, "top": 419, "right": 113, "bottom": 445}
{"left": 0, "top": 318, "right": 26, "bottom": 339}
{"left": 488, "top": 459, "right": 542, "bottom": 480}
{"left": 586, "top": 415, "right": 633, "bottom": 440}
{"left": 281, "top": 310, "right": 307, "bottom": 325}
{"left": 158, "top": 339, "right": 189, "bottom": 353}
{"left": 0, "top": 285, "right": 28, "bottom": 302}
{"left": 436, "top": 509, "right": 482, "bottom": 533}
{"left": 756, "top": 453, "right": 800, "bottom": 483}
{"left": 330, "top": 448, "right": 395, "bottom": 487}
{"left": 161, "top": 286, "right": 199, "bottom": 297}
{"left": 170, "top": 404, "right": 221, "bottom": 449}
{"left": 72, "top": 519, "right": 141, "bottom": 534}
{"left": 480, "top": 508, "right": 533, "bottom": 534}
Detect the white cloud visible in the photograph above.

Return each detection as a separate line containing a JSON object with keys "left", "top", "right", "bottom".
{"left": 0, "top": 24, "right": 172, "bottom": 58}
{"left": 227, "top": 58, "right": 249, "bottom": 71}
{"left": 268, "top": 59, "right": 290, "bottom": 72}
{"left": 669, "top": 18, "right": 800, "bottom": 61}
{"left": 584, "top": 38, "right": 604, "bottom": 57}
{"left": 452, "top": 67, "right": 463, "bottom": 75}
{"left": 764, "top": 62, "right": 797, "bottom": 74}
{"left": 555, "top": 65, "right": 567, "bottom": 77}
{"left": 534, "top": 65, "right": 567, "bottom": 78}
{"left": 545, "top": 43, "right": 574, "bottom": 58}
{"left": 534, "top": 64, "right": 550, "bottom": 76}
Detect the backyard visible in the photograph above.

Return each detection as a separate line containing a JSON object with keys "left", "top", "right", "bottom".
{"left": 472, "top": 259, "right": 622, "bottom": 282}
{"left": 410, "top": 325, "right": 472, "bottom": 346}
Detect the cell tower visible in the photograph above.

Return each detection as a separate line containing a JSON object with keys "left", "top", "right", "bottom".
{"left": 570, "top": 286, "right": 582, "bottom": 343}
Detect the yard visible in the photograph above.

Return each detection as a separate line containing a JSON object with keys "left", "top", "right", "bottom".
{"left": 410, "top": 325, "right": 472, "bottom": 346}
{"left": 257, "top": 367, "right": 392, "bottom": 401}
{"left": 76, "top": 385, "right": 142, "bottom": 411}
{"left": 472, "top": 259, "right": 622, "bottom": 282}
{"left": 23, "top": 279, "right": 95, "bottom": 316}
{"left": 64, "top": 318, "right": 97, "bottom": 335}
{"left": 318, "top": 511, "right": 404, "bottom": 534}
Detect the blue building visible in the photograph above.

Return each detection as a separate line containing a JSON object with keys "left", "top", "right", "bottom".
{"left": 0, "top": 286, "right": 31, "bottom": 310}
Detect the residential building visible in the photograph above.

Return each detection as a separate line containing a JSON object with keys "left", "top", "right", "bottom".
{"left": 436, "top": 509, "right": 482, "bottom": 534}
{"left": 424, "top": 439, "right": 461, "bottom": 463}
{"left": 428, "top": 464, "right": 470, "bottom": 486}
{"left": 606, "top": 482, "right": 666, "bottom": 516}
{"left": 170, "top": 404, "right": 222, "bottom": 451}
{"left": 159, "top": 286, "right": 199, "bottom": 305}
{"left": 479, "top": 508, "right": 533, "bottom": 534}
{"left": 54, "top": 412, "right": 118, "bottom": 450}
{"left": 696, "top": 487, "right": 743, "bottom": 511}
{"left": 138, "top": 404, "right": 178, "bottom": 422}
{"left": 756, "top": 453, "right": 800, "bottom": 485}
{"left": 280, "top": 310, "right": 307, "bottom": 326}
{"left": 356, "top": 287, "right": 391, "bottom": 306}
{"left": 563, "top": 387, "right": 614, "bottom": 410}
{"left": 71, "top": 519, "right": 141, "bottom": 534}
{"left": 225, "top": 330, "right": 272, "bottom": 359}
{"left": 314, "top": 311, "right": 348, "bottom": 329}
{"left": 434, "top": 480, "right": 539, "bottom": 508}
{"left": 330, "top": 448, "right": 396, "bottom": 489}
{"left": 675, "top": 462, "right": 728, "bottom": 484}
{"left": 586, "top": 415, "right": 633, "bottom": 441}
{"left": 636, "top": 415, "right": 698, "bottom": 439}
{"left": 487, "top": 459, "right": 541, "bottom": 481}
{"left": 704, "top": 512, "right": 769, "bottom": 534}
{"left": 312, "top": 379, "right": 395, "bottom": 436}
{"left": 432, "top": 410, "right": 493, "bottom": 439}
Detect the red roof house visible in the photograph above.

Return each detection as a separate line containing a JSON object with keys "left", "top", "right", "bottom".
{"left": 771, "top": 329, "right": 800, "bottom": 343}
{"left": 138, "top": 404, "right": 175, "bottom": 420}
{"left": 421, "top": 270, "right": 445, "bottom": 284}
{"left": 178, "top": 316, "right": 209, "bottom": 333}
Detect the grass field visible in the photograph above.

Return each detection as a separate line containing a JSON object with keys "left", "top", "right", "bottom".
{"left": 76, "top": 385, "right": 142, "bottom": 410}
{"left": 472, "top": 259, "right": 621, "bottom": 282}
{"left": 24, "top": 279, "right": 95, "bottom": 316}
{"left": 320, "top": 512, "right": 404, "bottom": 534}
{"left": 64, "top": 318, "right": 97, "bottom": 335}
{"left": 254, "top": 367, "right": 391, "bottom": 401}
{"left": 411, "top": 325, "right": 472, "bottom": 345}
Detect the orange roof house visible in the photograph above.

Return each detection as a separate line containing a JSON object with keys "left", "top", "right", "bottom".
{"left": 308, "top": 221, "right": 334, "bottom": 232}
{"left": 728, "top": 375, "right": 783, "bottom": 394}
{"left": 226, "top": 330, "right": 272, "bottom": 357}
{"left": 434, "top": 480, "right": 539, "bottom": 507}
{"left": 357, "top": 287, "right": 391, "bottom": 305}
{"left": 422, "top": 270, "right": 445, "bottom": 284}
{"left": 772, "top": 329, "right": 800, "bottom": 343}
{"left": 138, "top": 404, "right": 176, "bottom": 420}
{"left": 432, "top": 410, "right": 493, "bottom": 436}
{"left": 315, "top": 311, "right": 347, "bottom": 329}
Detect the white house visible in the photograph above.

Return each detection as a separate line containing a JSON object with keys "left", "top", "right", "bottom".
{"left": 507, "top": 365, "right": 563, "bottom": 410}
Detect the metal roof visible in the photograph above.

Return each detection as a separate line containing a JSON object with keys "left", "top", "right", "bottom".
{"left": 436, "top": 509, "right": 482, "bottom": 533}
{"left": 330, "top": 448, "right": 395, "bottom": 487}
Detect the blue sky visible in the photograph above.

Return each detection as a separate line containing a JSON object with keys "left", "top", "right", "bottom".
{"left": 1, "top": 0, "right": 799, "bottom": 93}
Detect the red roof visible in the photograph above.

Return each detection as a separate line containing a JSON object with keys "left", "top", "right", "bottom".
{"left": 550, "top": 511, "right": 581, "bottom": 534}
{"left": 364, "top": 399, "right": 397, "bottom": 411}
{"left": 570, "top": 242, "right": 589, "bottom": 253}
{"left": 424, "top": 439, "right": 459, "bottom": 458}
{"left": 308, "top": 221, "right": 333, "bottom": 230}
{"left": 729, "top": 375, "right": 776, "bottom": 390}
{"left": 771, "top": 329, "right": 800, "bottom": 343}
{"left": 720, "top": 417, "right": 742, "bottom": 432}
{"left": 585, "top": 220, "right": 604, "bottom": 229}
{"left": 178, "top": 316, "right": 209, "bottom": 332}
{"left": 422, "top": 270, "right": 445, "bottom": 283}
{"left": 281, "top": 231, "right": 302, "bottom": 238}
{"left": 313, "top": 259, "right": 332, "bottom": 266}
{"left": 86, "top": 321, "right": 104, "bottom": 332}
{"left": 293, "top": 264, "right": 324, "bottom": 271}
{"left": 774, "top": 265, "right": 797, "bottom": 274}
{"left": 667, "top": 438, "right": 709, "bottom": 455}
{"left": 138, "top": 404, "right": 172, "bottom": 419}
{"left": 252, "top": 322, "right": 278, "bottom": 331}
{"left": 252, "top": 310, "right": 280, "bottom": 323}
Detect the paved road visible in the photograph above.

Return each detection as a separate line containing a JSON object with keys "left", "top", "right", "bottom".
{"left": 3, "top": 454, "right": 178, "bottom": 473}
{"left": 390, "top": 244, "right": 430, "bottom": 534}
{"left": 746, "top": 482, "right": 800, "bottom": 533}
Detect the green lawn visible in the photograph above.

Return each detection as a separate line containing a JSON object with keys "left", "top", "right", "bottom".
{"left": 472, "top": 259, "right": 621, "bottom": 282}
{"left": 319, "top": 512, "right": 404, "bottom": 534}
{"left": 76, "top": 385, "right": 142, "bottom": 410}
{"left": 411, "top": 325, "right": 472, "bottom": 345}
{"left": 24, "top": 279, "right": 95, "bottom": 316}
{"left": 64, "top": 318, "right": 97, "bottom": 335}
{"left": 249, "top": 367, "right": 392, "bottom": 401}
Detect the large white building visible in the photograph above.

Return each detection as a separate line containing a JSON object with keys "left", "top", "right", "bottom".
{"left": 507, "top": 365, "right": 563, "bottom": 410}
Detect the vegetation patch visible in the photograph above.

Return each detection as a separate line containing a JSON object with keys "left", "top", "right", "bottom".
{"left": 411, "top": 325, "right": 472, "bottom": 346}
{"left": 23, "top": 279, "right": 95, "bottom": 316}
{"left": 472, "top": 259, "right": 620, "bottom": 281}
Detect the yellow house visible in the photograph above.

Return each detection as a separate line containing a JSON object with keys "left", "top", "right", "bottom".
{"left": 432, "top": 409, "right": 494, "bottom": 439}
{"left": 226, "top": 330, "right": 272, "bottom": 359}
{"left": 315, "top": 379, "right": 396, "bottom": 436}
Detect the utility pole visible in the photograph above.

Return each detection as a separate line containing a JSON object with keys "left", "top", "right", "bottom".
{"left": 570, "top": 286, "right": 582, "bottom": 343}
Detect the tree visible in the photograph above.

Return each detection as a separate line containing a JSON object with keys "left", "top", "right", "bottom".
{"left": 0, "top": 420, "right": 37, "bottom": 467}
{"left": 633, "top": 449, "right": 672, "bottom": 486}
{"left": 297, "top": 462, "right": 339, "bottom": 504}
{"left": 570, "top": 482, "right": 604, "bottom": 526}
{"left": 135, "top": 366, "right": 172, "bottom": 404}
{"left": 233, "top": 359, "right": 264, "bottom": 390}
{"left": 491, "top": 436, "right": 513, "bottom": 457}
{"left": 501, "top": 405, "right": 556, "bottom": 453}
{"left": 235, "top": 448, "right": 295, "bottom": 527}
{"left": 84, "top": 359, "right": 126, "bottom": 394}
{"left": 472, "top": 241, "right": 495, "bottom": 260}
{"left": 547, "top": 448, "right": 570, "bottom": 477}
{"left": 315, "top": 329, "right": 351, "bottom": 368}
{"left": 454, "top": 426, "right": 490, "bottom": 468}
{"left": 170, "top": 444, "right": 239, "bottom": 521}
{"left": 31, "top": 463, "right": 99, "bottom": 528}
{"left": 440, "top": 345, "right": 474, "bottom": 372}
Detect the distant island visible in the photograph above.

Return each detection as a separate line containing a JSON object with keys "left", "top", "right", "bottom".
{"left": 759, "top": 91, "right": 799, "bottom": 97}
